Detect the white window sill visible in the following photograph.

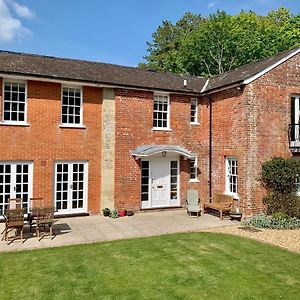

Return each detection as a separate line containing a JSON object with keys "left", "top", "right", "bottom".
{"left": 152, "top": 128, "right": 172, "bottom": 132}
{"left": 224, "top": 192, "right": 239, "bottom": 200}
{"left": 0, "top": 122, "right": 30, "bottom": 127}
{"left": 189, "top": 179, "right": 200, "bottom": 183}
{"left": 59, "top": 124, "right": 86, "bottom": 129}
{"left": 190, "top": 122, "right": 200, "bottom": 126}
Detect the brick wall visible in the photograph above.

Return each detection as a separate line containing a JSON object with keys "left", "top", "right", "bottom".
{"left": 207, "top": 53, "right": 300, "bottom": 217}
{"left": 0, "top": 78, "right": 102, "bottom": 213}
{"left": 114, "top": 89, "right": 210, "bottom": 210}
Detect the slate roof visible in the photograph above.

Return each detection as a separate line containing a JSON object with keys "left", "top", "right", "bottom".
{"left": 0, "top": 47, "right": 299, "bottom": 94}
{"left": 0, "top": 50, "right": 206, "bottom": 93}
{"left": 204, "top": 47, "right": 300, "bottom": 92}
{"left": 131, "top": 144, "right": 196, "bottom": 158}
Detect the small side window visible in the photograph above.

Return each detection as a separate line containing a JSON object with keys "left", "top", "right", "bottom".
{"left": 190, "top": 98, "right": 198, "bottom": 124}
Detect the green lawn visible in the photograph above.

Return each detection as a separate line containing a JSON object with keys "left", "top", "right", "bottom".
{"left": 0, "top": 233, "right": 299, "bottom": 300}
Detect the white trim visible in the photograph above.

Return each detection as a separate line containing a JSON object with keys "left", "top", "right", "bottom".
{"left": 0, "top": 122, "right": 30, "bottom": 127}
{"left": 152, "top": 93, "right": 171, "bottom": 130}
{"left": 190, "top": 98, "right": 198, "bottom": 124}
{"left": 225, "top": 156, "right": 238, "bottom": 198}
{"left": 243, "top": 48, "right": 300, "bottom": 85}
{"left": 200, "top": 78, "right": 209, "bottom": 93}
{"left": 152, "top": 128, "right": 172, "bottom": 132}
{"left": 59, "top": 124, "right": 86, "bottom": 129}
{"left": 54, "top": 161, "right": 88, "bottom": 214}
{"left": 61, "top": 85, "right": 83, "bottom": 126}
{"left": 2, "top": 79, "right": 28, "bottom": 124}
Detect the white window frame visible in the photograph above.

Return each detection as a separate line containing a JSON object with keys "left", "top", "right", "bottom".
{"left": 189, "top": 157, "right": 199, "bottom": 182}
{"left": 1, "top": 80, "right": 28, "bottom": 125}
{"left": 60, "top": 86, "right": 83, "bottom": 127}
{"left": 152, "top": 93, "right": 171, "bottom": 131}
{"left": 225, "top": 156, "right": 238, "bottom": 198}
{"left": 190, "top": 98, "right": 199, "bottom": 124}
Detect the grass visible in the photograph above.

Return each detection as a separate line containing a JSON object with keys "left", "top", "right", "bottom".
{"left": 0, "top": 232, "right": 299, "bottom": 300}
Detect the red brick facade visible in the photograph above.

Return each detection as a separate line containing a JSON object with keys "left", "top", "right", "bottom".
{"left": 0, "top": 52, "right": 299, "bottom": 217}
{"left": 0, "top": 79, "right": 102, "bottom": 213}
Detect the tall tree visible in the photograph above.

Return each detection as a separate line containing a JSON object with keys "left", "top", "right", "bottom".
{"left": 140, "top": 8, "right": 300, "bottom": 76}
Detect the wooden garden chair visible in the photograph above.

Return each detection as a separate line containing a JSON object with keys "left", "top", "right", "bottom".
{"left": 29, "top": 197, "right": 44, "bottom": 231}
{"left": 36, "top": 206, "right": 55, "bottom": 240}
{"left": 2, "top": 208, "right": 25, "bottom": 244}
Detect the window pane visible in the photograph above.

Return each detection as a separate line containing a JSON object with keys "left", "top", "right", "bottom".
{"left": 61, "top": 87, "right": 82, "bottom": 124}
{"left": 153, "top": 95, "right": 169, "bottom": 128}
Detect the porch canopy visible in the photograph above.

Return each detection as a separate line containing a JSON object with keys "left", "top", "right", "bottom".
{"left": 131, "top": 144, "right": 196, "bottom": 159}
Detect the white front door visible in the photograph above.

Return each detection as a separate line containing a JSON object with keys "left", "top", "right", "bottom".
{"left": 54, "top": 161, "right": 88, "bottom": 214}
{"left": 151, "top": 159, "right": 170, "bottom": 207}
{"left": 0, "top": 162, "right": 33, "bottom": 215}
{"left": 141, "top": 158, "right": 180, "bottom": 209}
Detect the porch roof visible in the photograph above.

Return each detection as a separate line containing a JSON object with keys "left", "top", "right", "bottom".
{"left": 131, "top": 144, "right": 196, "bottom": 159}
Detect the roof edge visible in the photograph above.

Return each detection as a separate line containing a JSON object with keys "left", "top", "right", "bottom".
{"left": 243, "top": 47, "right": 300, "bottom": 85}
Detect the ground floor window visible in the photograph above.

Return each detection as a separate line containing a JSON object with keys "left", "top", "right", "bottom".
{"left": 189, "top": 157, "right": 198, "bottom": 181}
{"left": 141, "top": 161, "right": 149, "bottom": 202}
{"left": 225, "top": 157, "right": 238, "bottom": 197}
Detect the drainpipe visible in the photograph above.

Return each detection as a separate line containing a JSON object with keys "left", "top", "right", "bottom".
{"left": 209, "top": 96, "right": 213, "bottom": 203}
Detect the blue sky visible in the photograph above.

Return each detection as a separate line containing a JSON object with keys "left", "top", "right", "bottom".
{"left": 0, "top": 0, "right": 299, "bottom": 66}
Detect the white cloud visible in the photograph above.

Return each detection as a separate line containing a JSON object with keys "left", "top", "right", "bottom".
{"left": 0, "top": 0, "right": 33, "bottom": 42}
{"left": 208, "top": 1, "right": 220, "bottom": 8}
{"left": 9, "top": 0, "right": 34, "bottom": 19}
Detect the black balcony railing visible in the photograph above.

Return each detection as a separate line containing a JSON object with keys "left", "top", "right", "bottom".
{"left": 289, "top": 124, "right": 300, "bottom": 150}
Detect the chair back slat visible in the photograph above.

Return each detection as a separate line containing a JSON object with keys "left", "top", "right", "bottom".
{"left": 8, "top": 198, "right": 23, "bottom": 210}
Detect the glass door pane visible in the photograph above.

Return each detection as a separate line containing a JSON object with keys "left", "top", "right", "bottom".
{"left": 15, "top": 164, "right": 30, "bottom": 212}
{"left": 71, "top": 163, "right": 84, "bottom": 209}
{"left": 55, "top": 163, "right": 69, "bottom": 211}
{"left": 0, "top": 164, "right": 11, "bottom": 215}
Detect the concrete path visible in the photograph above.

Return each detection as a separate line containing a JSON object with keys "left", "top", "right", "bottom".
{"left": 0, "top": 210, "right": 236, "bottom": 252}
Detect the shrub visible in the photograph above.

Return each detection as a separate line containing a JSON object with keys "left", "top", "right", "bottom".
{"left": 261, "top": 157, "right": 300, "bottom": 218}
{"left": 243, "top": 214, "right": 300, "bottom": 230}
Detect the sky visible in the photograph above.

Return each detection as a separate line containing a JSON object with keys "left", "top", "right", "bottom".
{"left": 0, "top": 0, "right": 299, "bottom": 67}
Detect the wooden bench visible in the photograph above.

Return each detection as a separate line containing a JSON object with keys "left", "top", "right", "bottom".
{"left": 202, "top": 193, "right": 233, "bottom": 220}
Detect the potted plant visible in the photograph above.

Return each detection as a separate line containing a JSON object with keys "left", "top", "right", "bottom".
{"left": 110, "top": 209, "right": 119, "bottom": 218}
{"left": 119, "top": 209, "right": 127, "bottom": 217}
{"left": 230, "top": 207, "right": 242, "bottom": 221}
{"left": 102, "top": 208, "right": 111, "bottom": 217}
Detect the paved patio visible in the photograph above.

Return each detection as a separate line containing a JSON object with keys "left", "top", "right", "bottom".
{"left": 0, "top": 210, "right": 236, "bottom": 252}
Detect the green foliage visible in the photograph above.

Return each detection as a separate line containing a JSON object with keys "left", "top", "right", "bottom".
{"left": 110, "top": 209, "right": 119, "bottom": 218}
{"left": 261, "top": 157, "right": 300, "bottom": 218}
{"left": 140, "top": 8, "right": 300, "bottom": 76}
{"left": 243, "top": 214, "right": 300, "bottom": 229}
{"left": 102, "top": 207, "right": 111, "bottom": 216}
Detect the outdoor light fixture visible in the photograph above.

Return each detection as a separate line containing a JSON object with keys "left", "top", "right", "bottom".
{"left": 162, "top": 151, "right": 167, "bottom": 157}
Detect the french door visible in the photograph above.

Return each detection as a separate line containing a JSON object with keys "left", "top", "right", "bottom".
{"left": 141, "top": 158, "right": 180, "bottom": 209}
{"left": 54, "top": 161, "right": 88, "bottom": 214}
{"left": 0, "top": 162, "right": 33, "bottom": 215}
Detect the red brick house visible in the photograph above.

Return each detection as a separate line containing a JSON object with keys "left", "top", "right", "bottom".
{"left": 0, "top": 47, "right": 299, "bottom": 217}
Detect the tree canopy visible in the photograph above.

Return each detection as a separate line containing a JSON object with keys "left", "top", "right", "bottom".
{"left": 139, "top": 8, "right": 300, "bottom": 76}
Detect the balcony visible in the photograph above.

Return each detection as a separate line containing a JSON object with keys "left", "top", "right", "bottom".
{"left": 289, "top": 124, "right": 300, "bottom": 152}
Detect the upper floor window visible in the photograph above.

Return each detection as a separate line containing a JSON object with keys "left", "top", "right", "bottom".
{"left": 2, "top": 81, "right": 27, "bottom": 123}
{"left": 190, "top": 98, "right": 198, "bottom": 124}
{"left": 190, "top": 157, "right": 198, "bottom": 181}
{"left": 61, "top": 87, "right": 82, "bottom": 125}
{"left": 225, "top": 156, "right": 238, "bottom": 197}
{"left": 153, "top": 94, "right": 170, "bottom": 129}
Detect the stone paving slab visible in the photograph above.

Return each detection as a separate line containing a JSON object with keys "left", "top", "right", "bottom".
{"left": 0, "top": 210, "right": 236, "bottom": 252}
